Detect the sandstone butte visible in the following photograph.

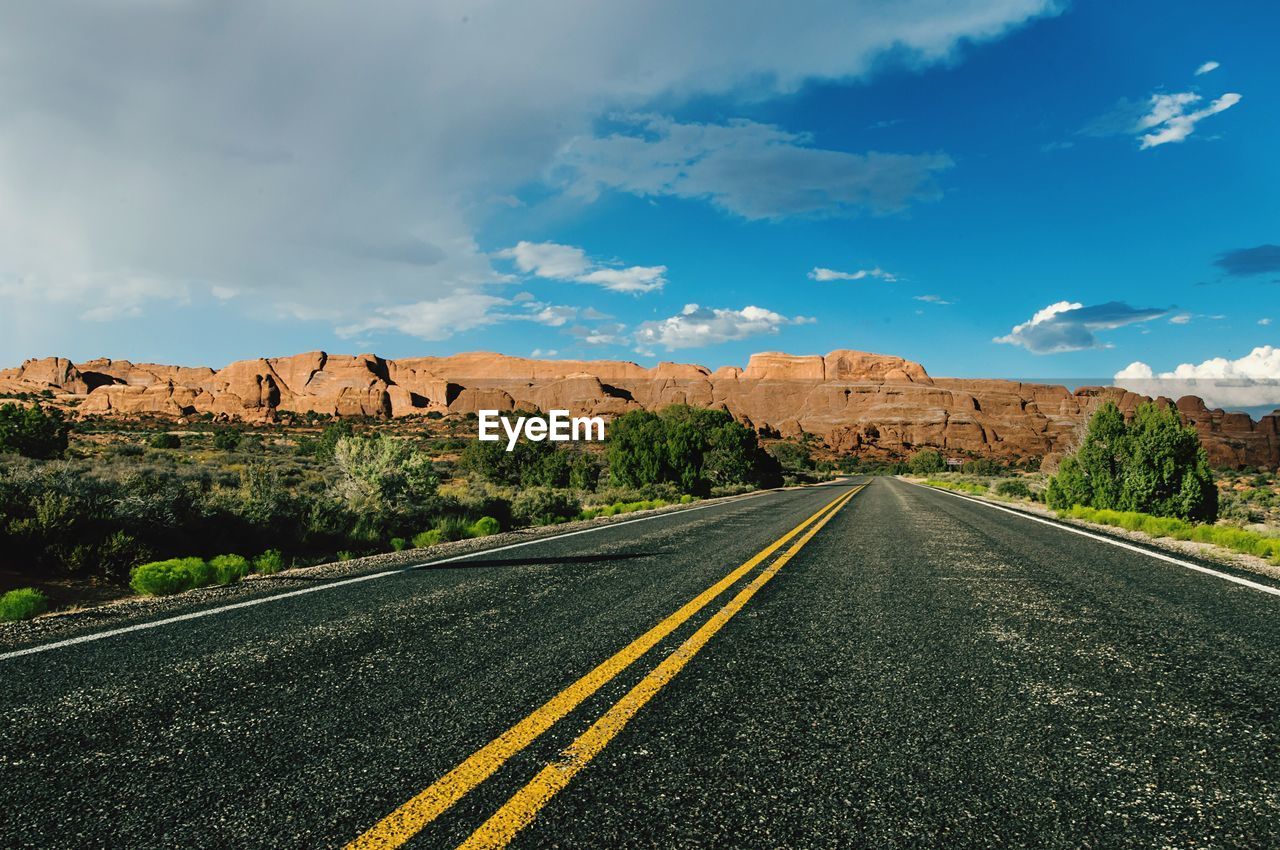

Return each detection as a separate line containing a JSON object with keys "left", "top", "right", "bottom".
{"left": 1, "top": 349, "right": 1276, "bottom": 470}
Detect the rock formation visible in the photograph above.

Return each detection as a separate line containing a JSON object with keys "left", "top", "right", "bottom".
{"left": 2, "top": 349, "right": 1276, "bottom": 469}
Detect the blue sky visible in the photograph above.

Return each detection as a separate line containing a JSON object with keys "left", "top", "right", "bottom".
{"left": 1, "top": 0, "right": 1276, "bottom": 396}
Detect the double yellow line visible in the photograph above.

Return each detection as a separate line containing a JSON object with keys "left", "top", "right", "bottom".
{"left": 348, "top": 483, "right": 864, "bottom": 850}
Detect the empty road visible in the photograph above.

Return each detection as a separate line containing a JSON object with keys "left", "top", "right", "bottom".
{"left": 2, "top": 477, "right": 1278, "bottom": 848}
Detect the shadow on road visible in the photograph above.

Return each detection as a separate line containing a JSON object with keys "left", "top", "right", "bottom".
{"left": 413, "top": 552, "right": 659, "bottom": 571}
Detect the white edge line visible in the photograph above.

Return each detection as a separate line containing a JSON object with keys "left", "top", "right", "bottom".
{"left": 0, "top": 488, "right": 785, "bottom": 662}
{"left": 909, "top": 480, "right": 1280, "bottom": 599}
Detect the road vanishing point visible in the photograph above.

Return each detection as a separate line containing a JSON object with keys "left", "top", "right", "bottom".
{"left": 3, "top": 478, "right": 1279, "bottom": 848}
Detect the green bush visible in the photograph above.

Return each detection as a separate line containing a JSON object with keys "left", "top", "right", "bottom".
{"left": 0, "top": 403, "right": 69, "bottom": 459}
{"left": 209, "top": 554, "right": 250, "bottom": 585}
{"left": 411, "top": 529, "right": 442, "bottom": 548}
{"left": 148, "top": 433, "right": 182, "bottom": 449}
{"left": 908, "top": 449, "right": 945, "bottom": 475}
{"left": 995, "top": 479, "right": 1032, "bottom": 499}
{"left": 469, "top": 516, "right": 501, "bottom": 537}
{"left": 390, "top": 537, "right": 409, "bottom": 551}
{"left": 252, "top": 549, "right": 285, "bottom": 574}
{"left": 130, "top": 557, "right": 207, "bottom": 596}
{"left": 336, "top": 550, "right": 355, "bottom": 561}
{"left": 607, "top": 406, "right": 780, "bottom": 496}
{"left": 513, "top": 487, "right": 582, "bottom": 526}
{"left": 213, "top": 429, "right": 242, "bottom": 451}
{"left": 1047, "top": 401, "right": 1217, "bottom": 521}
{"left": 0, "top": 587, "right": 49, "bottom": 621}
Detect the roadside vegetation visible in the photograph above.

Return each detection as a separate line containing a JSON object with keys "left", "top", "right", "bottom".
{"left": 1045, "top": 401, "right": 1217, "bottom": 522}
{"left": 0, "top": 403, "right": 797, "bottom": 615}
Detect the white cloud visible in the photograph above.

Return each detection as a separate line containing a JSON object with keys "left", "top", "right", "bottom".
{"left": 809, "top": 266, "right": 898, "bottom": 282}
{"left": 576, "top": 266, "right": 667, "bottom": 294}
{"left": 1138, "top": 91, "right": 1242, "bottom": 149}
{"left": 1114, "top": 346, "right": 1280, "bottom": 410}
{"left": 337, "top": 291, "right": 581, "bottom": 341}
{"left": 338, "top": 291, "right": 513, "bottom": 341}
{"left": 530, "top": 348, "right": 558, "bottom": 358}
{"left": 498, "top": 242, "right": 589, "bottom": 279}
{"left": 914, "top": 294, "right": 952, "bottom": 304}
{"left": 1261, "top": 318, "right": 1273, "bottom": 326}
{"left": 1195, "top": 61, "right": 1220, "bottom": 76}
{"left": 498, "top": 241, "right": 666, "bottom": 293}
{"left": 634, "top": 303, "right": 814, "bottom": 351}
{"left": 994, "top": 300, "right": 1167, "bottom": 353}
{"left": 556, "top": 115, "right": 953, "bottom": 220}
{"left": 1169, "top": 313, "right": 1192, "bottom": 324}
{"left": 0, "top": 1, "right": 1056, "bottom": 357}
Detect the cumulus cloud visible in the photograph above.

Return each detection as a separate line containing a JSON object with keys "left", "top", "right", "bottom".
{"left": 1114, "top": 346, "right": 1280, "bottom": 410}
{"left": 994, "top": 300, "right": 1168, "bottom": 353}
{"left": 0, "top": 1, "right": 1056, "bottom": 357}
{"left": 499, "top": 242, "right": 590, "bottom": 279}
{"left": 498, "top": 241, "right": 666, "bottom": 293}
{"left": 1214, "top": 244, "right": 1280, "bottom": 277}
{"left": 555, "top": 115, "right": 953, "bottom": 220}
{"left": 1195, "top": 61, "right": 1220, "bottom": 75}
{"left": 809, "top": 266, "right": 898, "bottom": 282}
{"left": 635, "top": 304, "right": 815, "bottom": 351}
{"left": 914, "top": 294, "right": 952, "bottom": 304}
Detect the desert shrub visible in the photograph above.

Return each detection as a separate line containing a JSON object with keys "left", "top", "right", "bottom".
{"left": 432, "top": 515, "right": 474, "bottom": 542}
{"left": 962, "top": 458, "right": 1001, "bottom": 475}
{"left": 390, "top": 537, "right": 409, "bottom": 551}
{"left": 0, "top": 587, "right": 48, "bottom": 621}
{"left": 252, "top": 549, "right": 285, "bottom": 574}
{"left": 212, "top": 429, "right": 242, "bottom": 451}
{"left": 331, "top": 434, "right": 438, "bottom": 530}
{"left": 512, "top": 487, "right": 582, "bottom": 526}
{"left": 148, "top": 433, "right": 182, "bottom": 449}
{"left": 908, "top": 449, "right": 945, "bottom": 475}
{"left": 209, "top": 554, "right": 250, "bottom": 585}
{"left": 995, "top": 479, "right": 1032, "bottom": 499}
{"left": 569, "top": 452, "right": 602, "bottom": 491}
{"left": 411, "top": 529, "right": 442, "bottom": 548}
{"left": 469, "top": 516, "right": 501, "bottom": 537}
{"left": 130, "top": 557, "right": 206, "bottom": 595}
{"left": 768, "top": 441, "right": 813, "bottom": 472}
{"left": 608, "top": 406, "right": 780, "bottom": 496}
{"left": 1047, "top": 401, "right": 1217, "bottom": 521}
{"left": 0, "top": 403, "right": 69, "bottom": 459}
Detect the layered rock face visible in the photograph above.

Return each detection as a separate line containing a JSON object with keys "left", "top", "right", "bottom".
{"left": 2, "top": 349, "right": 1276, "bottom": 469}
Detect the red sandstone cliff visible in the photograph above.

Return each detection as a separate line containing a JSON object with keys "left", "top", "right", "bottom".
{"left": 2, "top": 350, "right": 1276, "bottom": 469}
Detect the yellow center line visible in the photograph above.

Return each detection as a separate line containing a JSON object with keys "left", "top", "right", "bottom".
{"left": 346, "top": 485, "right": 859, "bottom": 850}
{"left": 456, "top": 485, "right": 863, "bottom": 850}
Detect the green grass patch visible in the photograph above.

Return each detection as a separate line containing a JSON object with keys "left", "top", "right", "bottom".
{"left": 209, "top": 554, "right": 250, "bottom": 585}
{"left": 1060, "top": 505, "right": 1280, "bottom": 564}
{"left": 923, "top": 479, "right": 989, "bottom": 496}
{"left": 578, "top": 498, "right": 671, "bottom": 520}
{"left": 252, "top": 549, "right": 285, "bottom": 575}
{"left": 0, "top": 587, "right": 49, "bottom": 622}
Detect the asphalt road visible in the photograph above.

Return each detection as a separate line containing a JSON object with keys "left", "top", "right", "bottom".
{"left": 2, "top": 477, "right": 1279, "bottom": 849}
